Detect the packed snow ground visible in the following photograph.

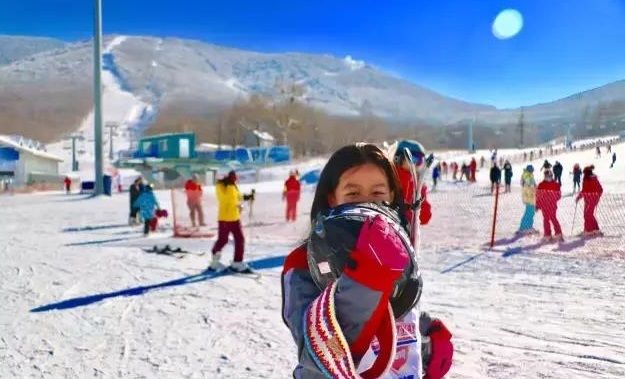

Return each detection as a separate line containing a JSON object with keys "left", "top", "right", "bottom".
{"left": 2, "top": 142, "right": 625, "bottom": 378}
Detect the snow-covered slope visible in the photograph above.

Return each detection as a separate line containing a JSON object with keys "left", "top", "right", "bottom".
{"left": 1, "top": 141, "right": 624, "bottom": 378}
{"left": 46, "top": 37, "right": 156, "bottom": 177}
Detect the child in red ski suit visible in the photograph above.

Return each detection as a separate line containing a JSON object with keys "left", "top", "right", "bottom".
{"left": 576, "top": 166, "right": 603, "bottom": 236}
{"left": 283, "top": 171, "right": 301, "bottom": 222}
{"left": 535, "top": 170, "right": 563, "bottom": 241}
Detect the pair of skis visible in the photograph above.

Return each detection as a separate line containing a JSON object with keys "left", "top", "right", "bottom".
{"left": 142, "top": 245, "right": 205, "bottom": 259}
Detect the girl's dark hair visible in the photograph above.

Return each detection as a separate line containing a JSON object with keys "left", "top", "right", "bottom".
{"left": 310, "top": 143, "right": 403, "bottom": 222}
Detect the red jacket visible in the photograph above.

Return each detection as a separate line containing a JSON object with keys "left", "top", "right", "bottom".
{"left": 535, "top": 180, "right": 561, "bottom": 212}
{"left": 577, "top": 176, "right": 603, "bottom": 202}
{"left": 397, "top": 167, "right": 432, "bottom": 225}
{"left": 284, "top": 175, "right": 301, "bottom": 193}
{"left": 185, "top": 180, "right": 202, "bottom": 202}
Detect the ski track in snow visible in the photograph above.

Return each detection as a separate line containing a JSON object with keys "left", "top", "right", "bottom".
{"left": 2, "top": 144, "right": 625, "bottom": 378}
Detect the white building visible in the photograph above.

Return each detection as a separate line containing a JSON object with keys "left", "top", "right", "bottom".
{"left": 0, "top": 135, "right": 63, "bottom": 187}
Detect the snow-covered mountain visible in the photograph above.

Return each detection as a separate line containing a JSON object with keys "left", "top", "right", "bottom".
{"left": 0, "top": 35, "right": 66, "bottom": 65}
{"left": 1, "top": 34, "right": 625, "bottom": 144}
{"left": 0, "top": 35, "right": 494, "bottom": 134}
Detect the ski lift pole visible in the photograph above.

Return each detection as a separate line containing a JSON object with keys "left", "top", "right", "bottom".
{"left": 490, "top": 183, "right": 501, "bottom": 249}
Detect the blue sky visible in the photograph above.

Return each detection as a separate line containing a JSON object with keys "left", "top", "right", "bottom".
{"left": 2, "top": 0, "right": 625, "bottom": 109}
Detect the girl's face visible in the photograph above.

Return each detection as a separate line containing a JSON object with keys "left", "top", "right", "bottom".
{"left": 329, "top": 163, "right": 393, "bottom": 206}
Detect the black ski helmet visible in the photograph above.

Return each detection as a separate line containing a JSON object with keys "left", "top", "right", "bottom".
{"left": 307, "top": 202, "right": 423, "bottom": 318}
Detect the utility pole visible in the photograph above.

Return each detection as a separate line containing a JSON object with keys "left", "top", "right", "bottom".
{"left": 65, "top": 134, "right": 85, "bottom": 171}
{"left": 105, "top": 122, "right": 119, "bottom": 160}
{"left": 517, "top": 107, "right": 525, "bottom": 148}
{"left": 468, "top": 116, "right": 475, "bottom": 153}
{"left": 93, "top": 0, "right": 104, "bottom": 195}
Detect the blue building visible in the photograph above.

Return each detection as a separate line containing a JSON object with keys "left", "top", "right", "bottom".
{"left": 136, "top": 133, "right": 196, "bottom": 159}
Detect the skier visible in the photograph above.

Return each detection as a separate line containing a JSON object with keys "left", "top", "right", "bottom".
{"left": 134, "top": 184, "right": 161, "bottom": 236}
{"left": 611, "top": 152, "right": 617, "bottom": 168}
{"left": 530, "top": 151, "right": 534, "bottom": 160}
{"left": 608, "top": 144, "right": 612, "bottom": 153}
{"left": 432, "top": 163, "right": 441, "bottom": 191}
{"left": 539, "top": 149, "right": 543, "bottom": 159}
{"left": 542, "top": 159, "right": 552, "bottom": 171}
{"left": 281, "top": 143, "right": 453, "bottom": 379}
{"left": 518, "top": 165, "right": 538, "bottom": 235}
{"left": 441, "top": 161, "right": 448, "bottom": 179}
{"left": 185, "top": 174, "right": 206, "bottom": 227}
{"left": 490, "top": 162, "right": 502, "bottom": 194}
{"left": 469, "top": 157, "right": 477, "bottom": 182}
{"left": 576, "top": 166, "right": 604, "bottom": 236}
{"left": 283, "top": 170, "right": 301, "bottom": 222}
{"left": 503, "top": 160, "right": 513, "bottom": 193}
{"left": 596, "top": 146, "right": 601, "bottom": 158}
{"left": 208, "top": 170, "right": 256, "bottom": 273}
{"left": 553, "top": 161, "right": 563, "bottom": 185}
{"left": 129, "top": 177, "right": 143, "bottom": 225}
{"left": 572, "top": 163, "right": 582, "bottom": 193}
{"left": 63, "top": 176, "right": 72, "bottom": 194}
{"left": 523, "top": 151, "right": 528, "bottom": 162}
{"left": 393, "top": 141, "right": 432, "bottom": 231}
{"left": 535, "top": 169, "right": 563, "bottom": 242}
{"left": 451, "top": 162, "right": 459, "bottom": 181}
{"left": 480, "top": 156, "right": 486, "bottom": 168}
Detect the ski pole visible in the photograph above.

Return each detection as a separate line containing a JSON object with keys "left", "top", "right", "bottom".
{"left": 571, "top": 200, "right": 579, "bottom": 236}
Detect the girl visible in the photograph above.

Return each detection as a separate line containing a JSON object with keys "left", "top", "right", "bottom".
{"left": 576, "top": 165, "right": 603, "bottom": 236}
{"left": 209, "top": 170, "right": 255, "bottom": 273}
{"left": 281, "top": 143, "right": 453, "bottom": 379}
{"left": 518, "top": 165, "right": 538, "bottom": 235}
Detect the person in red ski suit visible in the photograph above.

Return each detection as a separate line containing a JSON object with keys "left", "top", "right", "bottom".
{"left": 535, "top": 170, "right": 563, "bottom": 241}
{"left": 283, "top": 171, "right": 301, "bottom": 222}
{"left": 396, "top": 158, "right": 432, "bottom": 228}
{"left": 576, "top": 166, "right": 603, "bottom": 235}
{"left": 281, "top": 143, "right": 452, "bottom": 379}
{"left": 469, "top": 158, "right": 477, "bottom": 182}
{"left": 63, "top": 176, "right": 72, "bottom": 194}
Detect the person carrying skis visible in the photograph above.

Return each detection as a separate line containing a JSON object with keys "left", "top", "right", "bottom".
{"left": 572, "top": 163, "right": 582, "bottom": 193}
{"left": 490, "top": 162, "right": 502, "bottom": 194}
{"left": 283, "top": 170, "right": 301, "bottom": 222}
{"left": 553, "top": 161, "right": 563, "bottom": 185}
{"left": 518, "top": 165, "right": 538, "bottom": 235}
{"left": 134, "top": 183, "right": 161, "bottom": 236}
{"left": 469, "top": 157, "right": 477, "bottom": 182}
{"left": 576, "top": 165, "right": 604, "bottom": 236}
{"left": 503, "top": 160, "right": 513, "bottom": 193}
{"left": 535, "top": 169, "right": 563, "bottom": 242}
{"left": 611, "top": 152, "right": 617, "bottom": 168}
{"left": 393, "top": 141, "right": 432, "bottom": 230}
{"left": 281, "top": 143, "right": 453, "bottom": 379}
{"left": 129, "top": 177, "right": 143, "bottom": 225}
{"left": 184, "top": 173, "right": 206, "bottom": 227}
{"left": 208, "top": 170, "right": 256, "bottom": 273}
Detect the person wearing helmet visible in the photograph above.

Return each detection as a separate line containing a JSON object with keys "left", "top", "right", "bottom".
{"left": 281, "top": 143, "right": 453, "bottom": 379}
{"left": 391, "top": 140, "right": 432, "bottom": 237}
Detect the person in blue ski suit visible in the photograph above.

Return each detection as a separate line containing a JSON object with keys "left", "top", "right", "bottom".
{"left": 134, "top": 184, "right": 161, "bottom": 236}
